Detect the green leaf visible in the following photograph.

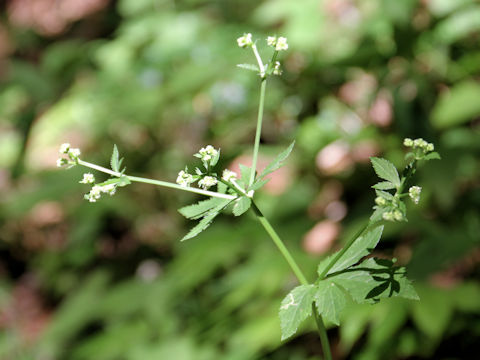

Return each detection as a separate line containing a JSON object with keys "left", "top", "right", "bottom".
{"left": 258, "top": 141, "right": 295, "bottom": 180}
{"left": 117, "top": 176, "right": 131, "bottom": 187}
{"left": 279, "top": 285, "right": 316, "bottom": 341}
{"left": 431, "top": 81, "right": 480, "bottom": 128}
{"left": 239, "top": 164, "right": 253, "bottom": 185}
{"left": 370, "top": 157, "right": 401, "bottom": 187}
{"left": 179, "top": 198, "right": 227, "bottom": 220}
{"left": 314, "top": 280, "right": 347, "bottom": 326}
{"left": 424, "top": 152, "right": 441, "bottom": 161}
{"left": 110, "top": 144, "right": 123, "bottom": 173}
{"left": 375, "top": 189, "right": 394, "bottom": 201}
{"left": 232, "top": 196, "right": 251, "bottom": 216}
{"left": 317, "top": 226, "right": 384, "bottom": 277}
{"left": 180, "top": 199, "right": 233, "bottom": 241}
{"left": 330, "top": 258, "right": 419, "bottom": 304}
{"left": 372, "top": 181, "right": 396, "bottom": 190}
{"left": 236, "top": 63, "right": 260, "bottom": 72}
{"left": 248, "top": 178, "right": 270, "bottom": 192}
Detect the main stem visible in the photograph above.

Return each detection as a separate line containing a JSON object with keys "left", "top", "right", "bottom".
{"left": 251, "top": 201, "right": 332, "bottom": 360}
{"left": 249, "top": 78, "right": 267, "bottom": 187}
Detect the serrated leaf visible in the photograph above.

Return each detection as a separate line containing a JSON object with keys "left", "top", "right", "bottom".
{"left": 232, "top": 196, "right": 251, "bottom": 216}
{"left": 317, "top": 226, "right": 384, "bottom": 277}
{"left": 370, "top": 157, "right": 401, "bottom": 187}
{"left": 279, "top": 285, "right": 316, "bottom": 341}
{"left": 180, "top": 199, "right": 233, "bottom": 241}
{"left": 179, "top": 197, "right": 227, "bottom": 220}
{"left": 248, "top": 178, "right": 270, "bottom": 192}
{"left": 110, "top": 145, "right": 122, "bottom": 173}
{"left": 372, "top": 181, "right": 396, "bottom": 190}
{"left": 314, "top": 280, "right": 347, "bottom": 326}
{"left": 330, "top": 258, "right": 419, "bottom": 304}
{"left": 211, "top": 148, "right": 221, "bottom": 166}
{"left": 259, "top": 141, "right": 295, "bottom": 181}
{"left": 424, "top": 152, "right": 441, "bottom": 161}
{"left": 239, "top": 164, "right": 253, "bottom": 185}
{"left": 370, "top": 206, "right": 387, "bottom": 222}
{"left": 237, "top": 63, "right": 260, "bottom": 72}
{"left": 375, "top": 189, "right": 394, "bottom": 200}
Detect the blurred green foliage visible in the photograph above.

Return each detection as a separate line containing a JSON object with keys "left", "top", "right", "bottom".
{"left": 0, "top": 0, "right": 479, "bottom": 359}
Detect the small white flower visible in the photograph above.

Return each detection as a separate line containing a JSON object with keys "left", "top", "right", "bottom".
{"left": 56, "top": 158, "right": 67, "bottom": 167}
{"left": 86, "top": 185, "right": 102, "bottom": 202}
{"left": 195, "top": 145, "right": 219, "bottom": 164}
{"left": 393, "top": 210, "right": 403, "bottom": 221}
{"left": 382, "top": 211, "right": 394, "bottom": 221}
{"left": 80, "top": 173, "right": 95, "bottom": 184}
{"left": 101, "top": 183, "right": 116, "bottom": 196}
{"left": 409, "top": 186, "right": 422, "bottom": 204}
{"left": 237, "top": 33, "right": 253, "bottom": 48}
{"left": 68, "top": 148, "right": 81, "bottom": 159}
{"left": 403, "top": 138, "right": 413, "bottom": 147}
{"left": 273, "top": 61, "right": 282, "bottom": 75}
{"left": 426, "top": 143, "right": 434, "bottom": 152}
{"left": 275, "top": 37, "right": 288, "bottom": 51}
{"left": 59, "top": 143, "right": 70, "bottom": 154}
{"left": 176, "top": 170, "right": 194, "bottom": 187}
{"left": 267, "top": 36, "right": 277, "bottom": 47}
{"left": 222, "top": 169, "right": 237, "bottom": 182}
{"left": 198, "top": 176, "right": 218, "bottom": 190}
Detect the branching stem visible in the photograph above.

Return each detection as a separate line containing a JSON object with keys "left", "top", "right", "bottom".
{"left": 77, "top": 159, "right": 236, "bottom": 200}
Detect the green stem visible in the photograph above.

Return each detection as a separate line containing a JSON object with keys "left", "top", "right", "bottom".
{"left": 77, "top": 159, "right": 236, "bottom": 200}
{"left": 313, "top": 305, "right": 333, "bottom": 360}
{"left": 251, "top": 201, "right": 332, "bottom": 360}
{"left": 249, "top": 79, "right": 267, "bottom": 187}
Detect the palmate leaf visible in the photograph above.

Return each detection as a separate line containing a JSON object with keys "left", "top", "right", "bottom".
{"left": 279, "top": 285, "right": 316, "bottom": 341}
{"left": 370, "top": 157, "right": 400, "bottom": 187}
{"left": 317, "top": 226, "right": 384, "bottom": 277}
{"left": 314, "top": 280, "right": 347, "bottom": 326}
{"left": 329, "top": 258, "right": 419, "bottom": 304}
{"left": 180, "top": 198, "right": 233, "bottom": 241}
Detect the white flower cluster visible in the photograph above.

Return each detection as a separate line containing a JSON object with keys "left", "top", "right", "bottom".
{"left": 266, "top": 36, "right": 288, "bottom": 51}
{"left": 57, "top": 143, "right": 81, "bottom": 167}
{"left": 176, "top": 170, "right": 195, "bottom": 187}
{"left": 237, "top": 33, "right": 253, "bottom": 48}
{"left": 273, "top": 61, "right": 282, "bottom": 76}
{"left": 222, "top": 169, "right": 237, "bottom": 182}
{"left": 194, "top": 145, "right": 219, "bottom": 166}
{"left": 84, "top": 183, "right": 117, "bottom": 203}
{"left": 409, "top": 186, "right": 422, "bottom": 204}
{"left": 404, "top": 138, "right": 434, "bottom": 152}
{"left": 80, "top": 173, "right": 95, "bottom": 184}
{"left": 198, "top": 176, "right": 218, "bottom": 190}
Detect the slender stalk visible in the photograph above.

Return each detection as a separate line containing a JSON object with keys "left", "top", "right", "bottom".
{"left": 249, "top": 79, "right": 267, "bottom": 187}
{"left": 77, "top": 159, "right": 236, "bottom": 200}
{"left": 251, "top": 201, "right": 332, "bottom": 360}
{"left": 313, "top": 305, "right": 333, "bottom": 360}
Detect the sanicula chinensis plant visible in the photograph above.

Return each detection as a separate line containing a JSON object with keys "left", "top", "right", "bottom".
{"left": 57, "top": 34, "right": 441, "bottom": 359}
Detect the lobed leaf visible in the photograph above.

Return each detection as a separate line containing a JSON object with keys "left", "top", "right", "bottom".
{"left": 179, "top": 198, "right": 228, "bottom": 220}
{"left": 180, "top": 199, "right": 233, "bottom": 241}
{"left": 317, "top": 226, "right": 384, "bottom": 277}
{"left": 329, "top": 258, "right": 419, "bottom": 304}
{"left": 314, "top": 280, "right": 348, "bottom": 326}
{"left": 370, "top": 157, "right": 401, "bottom": 187}
{"left": 372, "top": 181, "right": 396, "bottom": 190}
{"left": 258, "top": 141, "right": 295, "bottom": 181}
{"left": 110, "top": 144, "right": 123, "bottom": 173}
{"left": 279, "top": 285, "right": 316, "bottom": 341}
{"left": 232, "top": 196, "right": 251, "bottom": 216}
